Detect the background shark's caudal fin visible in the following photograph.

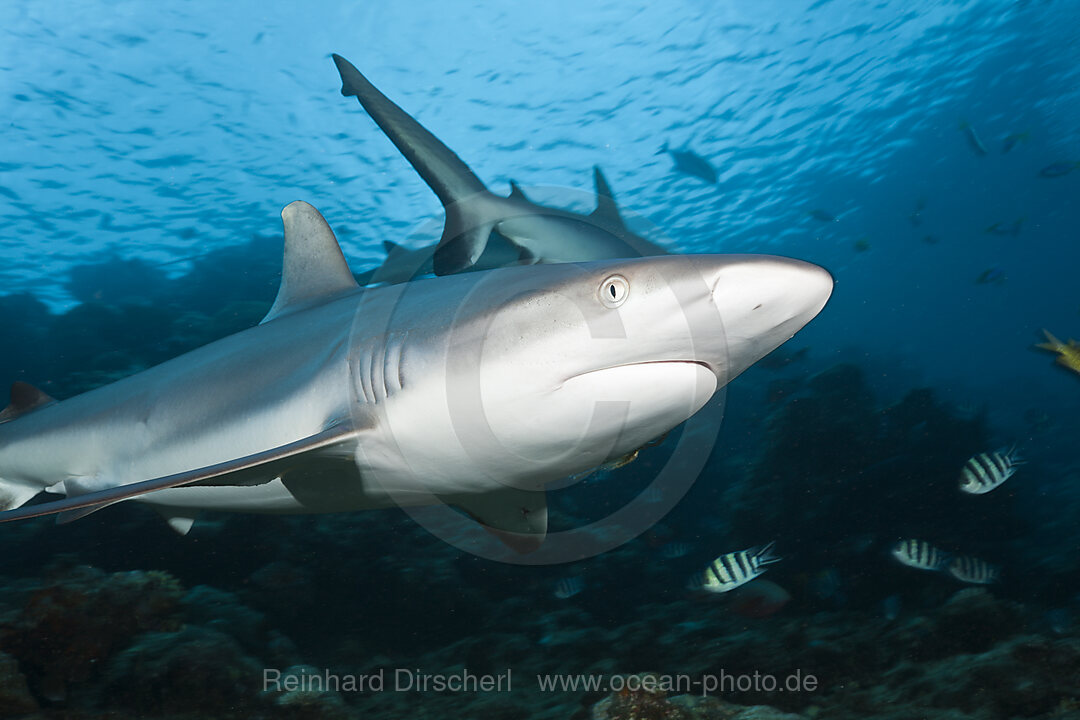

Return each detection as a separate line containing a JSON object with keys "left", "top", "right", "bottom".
{"left": 261, "top": 201, "right": 359, "bottom": 324}
{"left": 331, "top": 54, "right": 490, "bottom": 211}
{"left": 332, "top": 54, "right": 501, "bottom": 276}
{"left": 0, "top": 382, "right": 56, "bottom": 424}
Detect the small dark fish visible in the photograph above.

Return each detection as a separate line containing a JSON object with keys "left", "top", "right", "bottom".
{"left": 657, "top": 142, "right": 717, "bottom": 184}
{"left": 1046, "top": 608, "right": 1071, "bottom": 635}
{"left": 921, "top": 234, "right": 940, "bottom": 245}
{"left": 882, "top": 595, "right": 902, "bottom": 621}
{"left": 854, "top": 237, "right": 871, "bottom": 252}
{"left": 807, "top": 208, "right": 838, "bottom": 223}
{"left": 975, "top": 267, "right": 1006, "bottom": 285}
{"left": 1001, "top": 132, "right": 1029, "bottom": 154}
{"left": 908, "top": 197, "right": 926, "bottom": 226}
{"left": 959, "top": 121, "right": 988, "bottom": 156}
{"left": 984, "top": 218, "right": 1024, "bottom": 236}
{"left": 947, "top": 556, "right": 999, "bottom": 584}
{"left": 810, "top": 568, "right": 843, "bottom": 600}
{"left": 1039, "top": 161, "right": 1080, "bottom": 178}
{"left": 660, "top": 542, "right": 692, "bottom": 559}
{"left": 554, "top": 577, "right": 584, "bottom": 599}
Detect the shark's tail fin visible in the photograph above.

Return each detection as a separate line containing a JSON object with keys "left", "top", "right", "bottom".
{"left": 656, "top": 141, "right": 669, "bottom": 156}
{"left": 331, "top": 54, "right": 499, "bottom": 276}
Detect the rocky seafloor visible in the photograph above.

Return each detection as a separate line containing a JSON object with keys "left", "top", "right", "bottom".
{"left": 0, "top": 252, "right": 1078, "bottom": 719}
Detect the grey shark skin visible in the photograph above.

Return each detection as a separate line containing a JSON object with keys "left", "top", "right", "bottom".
{"left": 0, "top": 201, "right": 832, "bottom": 551}
{"left": 331, "top": 54, "right": 667, "bottom": 277}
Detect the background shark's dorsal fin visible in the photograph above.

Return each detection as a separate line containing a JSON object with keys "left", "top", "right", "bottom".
{"left": 382, "top": 239, "right": 402, "bottom": 256}
{"left": 0, "top": 382, "right": 56, "bottom": 423}
{"left": 262, "top": 201, "right": 359, "bottom": 324}
{"left": 508, "top": 181, "right": 529, "bottom": 202}
{"left": 590, "top": 166, "right": 625, "bottom": 228}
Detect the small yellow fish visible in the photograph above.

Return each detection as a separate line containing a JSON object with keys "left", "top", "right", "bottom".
{"left": 1036, "top": 330, "right": 1080, "bottom": 376}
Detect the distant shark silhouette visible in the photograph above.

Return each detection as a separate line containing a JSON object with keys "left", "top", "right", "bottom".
{"left": 332, "top": 54, "right": 667, "bottom": 277}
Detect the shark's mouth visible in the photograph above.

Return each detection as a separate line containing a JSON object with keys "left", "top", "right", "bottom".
{"left": 566, "top": 360, "right": 715, "bottom": 385}
{"left": 562, "top": 361, "right": 718, "bottom": 405}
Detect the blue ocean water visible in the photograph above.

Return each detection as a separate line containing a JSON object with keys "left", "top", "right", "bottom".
{"left": 1, "top": 1, "right": 1079, "bottom": 718}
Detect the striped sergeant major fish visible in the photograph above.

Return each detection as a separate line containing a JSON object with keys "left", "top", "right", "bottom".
{"left": 700, "top": 542, "right": 780, "bottom": 593}
{"left": 959, "top": 447, "right": 1023, "bottom": 494}
{"left": 891, "top": 539, "right": 948, "bottom": 571}
{"left": 947, "top": 556, "right": 1000, "bottom": 584}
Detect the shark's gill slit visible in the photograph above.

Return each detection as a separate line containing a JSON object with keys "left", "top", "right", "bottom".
{"left": 384, "top": 335, "right": 404, "bottom": 394}
{"left": 356, "top": 349, "right": 374, "bottom": 405}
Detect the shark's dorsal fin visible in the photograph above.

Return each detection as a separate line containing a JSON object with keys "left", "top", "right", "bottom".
{"left": 382, "top": 239, "right": 402, "bottom": 256}
{"left": 0, "top": 382, "right": 57, "bottom": 423}
{"left": 508, "top": 181, "right": 529, "bottom": 202}
{"left": 262, "top": 201, "right": 359, "bottom": 324}
{"left": 590, "top": 166, "right": 625, "bottom": 229}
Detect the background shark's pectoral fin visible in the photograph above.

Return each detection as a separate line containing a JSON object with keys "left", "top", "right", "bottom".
{"left": 261, "top": 201, "right": 359, "bottom": 324}
{"left": 452, "top": 486, "right": 548, "bottom": 554}
{"left": 434, "top": 219, "right": 495, "bottom": 276}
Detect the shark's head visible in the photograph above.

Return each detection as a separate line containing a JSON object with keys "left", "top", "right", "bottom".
{"left": 356, "top": 254, "right": 832, "bottom": 491}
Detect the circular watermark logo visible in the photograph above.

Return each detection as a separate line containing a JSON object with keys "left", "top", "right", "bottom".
{"left": 347, "top": 183, "right": 728, "bottom": 564}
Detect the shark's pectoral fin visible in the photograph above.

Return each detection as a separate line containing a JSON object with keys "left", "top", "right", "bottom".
{"left": 0, "top": 382, "right": 57, "bottom": 424}
{"left": 0, "top": 425, "right": 360, "bottom": 524}
{"left": 54, "top": 477, "right": 115, "bottom": 524}
{"left": 452, "top": 486, "right": 548, "bottom": 554}
{"left": 261, "top": 201, "right": 359, "bottom": 324}
{"left": 156, "top": 508, "right": 197, "bottom": 535}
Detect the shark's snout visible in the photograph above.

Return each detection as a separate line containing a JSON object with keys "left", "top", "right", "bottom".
{"left": 705, "top": 255, "right": 833, "bottom": 379}
{"left": 713, "top": 256, "right": 833, "bottom": 324}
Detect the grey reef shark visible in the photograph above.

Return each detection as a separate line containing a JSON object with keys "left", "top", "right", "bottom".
{"left": 0, "top": 57, "right": 834, "bottom": 553}
{"left": 331, "top": 54, "right": 668, "bottom": 281}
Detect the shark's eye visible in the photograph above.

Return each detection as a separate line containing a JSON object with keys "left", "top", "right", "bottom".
{"left": 599, "top": 275, "right": 629, "bottom": 308}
